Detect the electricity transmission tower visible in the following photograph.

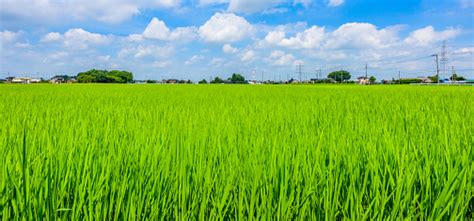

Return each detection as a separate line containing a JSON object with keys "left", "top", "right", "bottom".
{"left": 440, "top": 41, "right": 449, "bottom": 77}
{"left": 296, "top": 63, "right": 303, "bottom": 82}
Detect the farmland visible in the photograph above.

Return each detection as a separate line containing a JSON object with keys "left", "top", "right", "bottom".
{"left": 0, "top": 84, "right": 473, "bottom": 219}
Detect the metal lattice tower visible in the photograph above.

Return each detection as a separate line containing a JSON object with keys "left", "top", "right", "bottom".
{"left": 440, "top": 41, "right": 449, "bottom": 77}
{"left": 296, "top": 63, "right": 303, "bottom": 82}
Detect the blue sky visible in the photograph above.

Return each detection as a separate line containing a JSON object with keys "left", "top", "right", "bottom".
{"left": 1, "top": 0, "right": 473, "bottom": 81}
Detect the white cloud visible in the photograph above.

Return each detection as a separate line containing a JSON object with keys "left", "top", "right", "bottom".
{"left": 185, "top": 55, "right": 204, "bottom": 65}
{"left": 404, "top": 26, "right": 461, "bottom": 46}
{"left": 127, "top": 34, "right": 144, "bottom": 42}
{"left": 143, "top": 18, "right": 170, "bottom": 40}
{"left": 0, "top": 0, "right": 180, "bottom": 24}
{"left": 222, "top": 44, "right": 239, "bottom": 54}
{"left": 0, "top": 30, "right": 22, "bottom": 43}
{"left": 328, "top": 0, "right": 344, "bottom": 7}
{"left": 169, "top": 27, "right": 198, "bottom": 42}
{"left": 97, "top": 55, "right": 111, "bottom": 62}
{"left": 325, "top": 23, "right": 399, "bottom": 49}
{"left": 265, "top": 26, "right": 325, "bottom": 49}
{"left": 142, "top": 17, "right": 197, "bottom": 41}
{"left": 240, "top": 50, "right": 256, "bottom": 62}
{"left": 460, "top": 0, "right": 474, "bottom": 8}
{"left": 210, "top": 58, "right": 225, "bottom": 66}
{"left": 62, "top": 29, "right": 112, "bottom": 50}
{"left": 41, "top": 32, "right": 63, "bottom": 43}
{"left": 268, "top": 50, "right": 302, "bottom": 66}
{"left": 199, "top": 13, "right": 254, "bottom": 43}
{"left": 454, "top": 47, "right": 474, "bottom": 54}
{"left": 265, "top": 31, "right": 286, "bottom": 45}
{"left": 132, "top": 45, "right": 174, "bottom": 59}
{"left": 152, "top": 60, "right": 172, "bottom": 68}
{"left": 14, "top": 42, "right": 31, "bottom": 48}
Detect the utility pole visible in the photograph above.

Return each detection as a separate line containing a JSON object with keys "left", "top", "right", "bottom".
{"left": 451, "top": 66, "right": 455, "bottom": 82}
{"left": 365, "top": 63, "right": 368, "bottom": 85}
{"left": 398, "top": 71, "right": 401, "bottom": 85}
{"left": 319, "top": 68, "right": 322, "bottom": 79}
{"left": 432, "top": 54, "right": 440, "bottom": 85}
{"left": 261, "top": 71, "right": 264, "bottom": 82}
{"left": 365, "top": 63, "right": 368, "bottom": 79}
{"left": 340, "top": 68, "right": 343, "bottom": 83}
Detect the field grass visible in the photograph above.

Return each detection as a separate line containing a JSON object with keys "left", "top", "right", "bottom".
{"left": 0, "top": 84, "right": 473, "bottom": 220}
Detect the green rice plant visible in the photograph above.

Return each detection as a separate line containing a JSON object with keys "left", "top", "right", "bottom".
{"left": 0, "top": 84, "right": 472, "bottom": 220}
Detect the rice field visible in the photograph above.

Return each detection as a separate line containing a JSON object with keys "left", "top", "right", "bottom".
{"left": 0, "top": 84, "right": 473, "bottom": 220}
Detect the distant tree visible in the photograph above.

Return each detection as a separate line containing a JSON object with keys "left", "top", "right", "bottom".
{"left": 369, "top": 76, "right": 376, "bottom": 84}
{"left": 210, "top": 77, "right": 224, "bottom": 84}
{"left": 397, "top": 78, "right": 423, "bottom": 84}
{"left": 228, "top": 73, "right": 246, "bottom": 83}
{"left": 450, "top": 73, "right": 465, "bottom": 81}
{"left": 198, "top": 79, "right": 207, "bottom": 84}
{"left": 327, "top": 70, "right": 351, "bottom": 83}
{"left": 77, "top": 69, "right": 133, "bottom": 83}
{"left": 428, "top": 75, "right": 439, "bottom": 83}
{"left": 146, "top": 80, "right": 157, "bottom": 83}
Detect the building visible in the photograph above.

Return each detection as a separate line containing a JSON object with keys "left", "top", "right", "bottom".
{"left": 357, "top": 76, "right": 369, "bottom": 85}
{"left": 417, "top": 76, "right": 433, "bottom": 83}
{"left": 7, "top": 77, "right": 41, "bottom": 84}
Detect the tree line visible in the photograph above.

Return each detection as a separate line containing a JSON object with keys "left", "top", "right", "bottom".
{"left": 76, "top": 69, "right": 133, "bottom": 83}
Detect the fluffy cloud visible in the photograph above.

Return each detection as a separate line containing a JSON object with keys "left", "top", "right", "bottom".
{"left": 40, "top": 32, "right": 63, "bottom": 42}
{"left": 404, "top": 26, "right": 461, "bottom": 46}
{"left": 222, "top": 44, "right": 239, "bottom": 54}
{"left": 185, "top": 55, "right": 204, "bottom": 65}
{"left": 0, "top": 30, "right": 22, "bottom": 43}
{"left": 40, "top": 29, "right": 111, "bottom": 50}
{"left": 325, "top": 23, "right": 399, "bottom": 49}
{"left": 199, "top": 13, "right": 254, "bottom": 43}
{"left": 63, "top": 29, "right": 111, "bottom": 49}
{"left": 328, "top": 0, "right": 344, "bottom": 7}
{"left": 268, "top": 50, "right": 302, "bottom": 66}
{"left": 132, "top": 45, "right": 174, "bottom": 59}
{"left": 459, "top": 0, "right": 474, "bottom": 8}
{"left": 0, "top": 0, "right": 180, "bottom": 24}
{"left": 240, "top": 50, "right": 256, "bottom": 62}
{"left": 265, "top": 26, "right": 325, "bottom": 49}
{"left": 142, "top": 18, "right": 197, "bottom": 42}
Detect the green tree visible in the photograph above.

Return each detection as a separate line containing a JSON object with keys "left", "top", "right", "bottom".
{"left": 369, "top": 76, "right": 376, "bottom": 84}
{"left": 210, "top": 77, "right": 224, "bottom": 84}
{"left": 450, "top": 73, "right": 465, "bottom": 81}
{"left": 428, "top": 75, "right": 439, "bottom": 83}
{"left": 228, "top": 73, "right": 246, "bottom": 83}
{"left": 76, "top": 69, "right": 133, "bottom": 83}
{"left": 198, "top": 79, "right": 207, "bottom": 84}
{"left": 327, "top": 70, "right": 351, "bottom": 83}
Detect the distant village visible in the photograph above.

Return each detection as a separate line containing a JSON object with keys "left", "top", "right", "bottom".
{"left": 1, "top": 72, "right": 472, "bottom": 85}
